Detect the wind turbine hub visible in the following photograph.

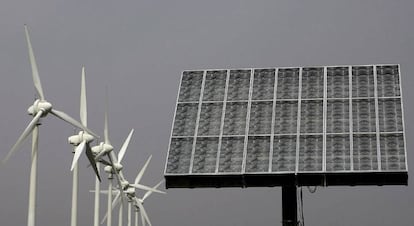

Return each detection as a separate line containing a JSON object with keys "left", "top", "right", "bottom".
{"left": 80, "top": 131, "right": 94, "bottom": 142}
{"left": 121, "top": 180, "right": 129, "bottom": 188}
{"left": 91, "top": 143, "right": 104, "bottom": 155}
{"left": 125, "top": 187, "right": 135, "bottom": 195}
{"left": 103, "top": 143, "right": 114, "bottom": 152}
{"left": 27, "top": 99, "right": 52, "bottom": 117}
{"left": 68, "top": 131, "right": 94, "bottom": 145}
{"left": 114, "top": 163, "right": 123, "bottom": 171}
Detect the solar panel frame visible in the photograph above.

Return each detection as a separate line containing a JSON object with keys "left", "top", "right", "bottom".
{"left": 164, "top": 64, "right": 408, "bottom": 188}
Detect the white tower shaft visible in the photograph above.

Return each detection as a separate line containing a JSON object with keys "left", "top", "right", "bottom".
{"left": 27, "top": 126, "right": 38, "bottom": 226}
{"left": 94, "top": 163, "right": 101, "bottom": 226}
{"left": 128, "top": 203, "right": 132, "bottom": 226}
{"left": 107, "top": 179, "right": 112, "bottom": 226}
{"left": 118, "top": 202, "right": 123, "bottom": 226}
{"left": 71, "top": 161, "right": 78, "bottom": 226}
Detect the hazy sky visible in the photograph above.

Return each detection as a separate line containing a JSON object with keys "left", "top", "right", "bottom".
{"left": 0, "top": 1, "right": 413, "bottom": 225}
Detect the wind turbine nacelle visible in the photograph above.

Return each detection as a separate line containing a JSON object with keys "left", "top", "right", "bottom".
{"left": 103, "top": 143, "right": 114, "bottom": 152}
{"left": 68, "top": 131, "right": 94, "bottom": 145}
{"left": 91, "top": 145, "right": 101, "bottom": 155}
{"left": 121, "top": 180, "right": 129, "bottom": 188}
{"left": 125, "top": 187, "right": 135, "bottom": 195}
{"left": 104, "top": 165, "right": 113, "bottom": 173}
{"left": 91, "top": 143, "right": 113, "bottom": 155}
{"left": 114, "top": 163, "right": 123, "bottom": 171}
{"left": 103, "top": 163, "right": 122, "bottom": 174}
{"left": 27, "top": 100, "right": 52, "bottom": 116}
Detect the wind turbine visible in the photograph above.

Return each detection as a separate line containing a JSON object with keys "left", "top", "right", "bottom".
{"left": 131, "top": 180, "right": 165, "bottom": 226}
{"left": 67, "top": 66, "right": 101, "bottom": 226}
{"left": 97, "top": 148, "right": 165, "bottom": 225}
{"left": 2, "top": 25, "right": 98, "bottom": 226}
{"left": 90, "top": 95, "right": 133, "bottom": 226}
{"left": 112, "top": 156, "right": 166, "bottom": 226}
{"left": 95, "top": 180, "right": 165, "bottom": 226}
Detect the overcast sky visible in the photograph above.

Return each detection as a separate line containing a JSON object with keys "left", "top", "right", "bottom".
{"left": 0, "top": 0, "right": 413, "bottom": 225}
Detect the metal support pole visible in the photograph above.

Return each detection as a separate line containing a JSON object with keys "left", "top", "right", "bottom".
{"left": 134, "top": 210, "right": 138, "bottom": 226}
{"left": 94, "top": 163, "right": 101, "bottom": 226}
{"left": 118, "top": 202, "right": 123, "bottom": 226}
{"left": 107, "top": 178, "right": 113, "bottom": 226}
{"left": 71, "top": 161, "right": 78, "bottom": 226}
{"left": 27, "top": 126, "right": 39, "bottom": 226}
{"left": 128, "top": 202, "right": 132, "bottom": 226}
{"left": 282, "top": 186, "right": 297, "bottom": 226}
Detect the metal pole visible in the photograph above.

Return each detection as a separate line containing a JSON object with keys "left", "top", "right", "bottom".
{"left": 71, "top": 161, "right": 78, "bottom": 226}
{"left": 282, "top": 186, "right": 297, "bottom": 226}
{"left": 134, "top": 210, "right": 138, "bottom": 226}
{"left": 107, "top": 178, "right": 113, "bottom": 226}
{"left": 27, "top": 126, "right": 39, "bottom": 226}
{"left": 94, "top": 163, "right": 101, "bottom": 226}
{"left": 128, "top": 202, "right": 132, "bottom": 226}
{"left": 118, "top": 201, "right": 123, "bottom": 226}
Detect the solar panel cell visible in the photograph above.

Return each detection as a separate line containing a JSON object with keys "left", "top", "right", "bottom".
{"left": 192, "top": 137, "right": 219, "bottom": 173}
{"left": 203, "top": 70, "right": 227, "bottom": 101}
{"left": 252, "top": 69, "right": 275, "bottom": 100}
{"left": 218, "top": 137, "right": 244, "bottom": 173}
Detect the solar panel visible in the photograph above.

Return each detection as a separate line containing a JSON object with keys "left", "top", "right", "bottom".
{"left": 164, "top": 65, "right": 408, "bottom": 188}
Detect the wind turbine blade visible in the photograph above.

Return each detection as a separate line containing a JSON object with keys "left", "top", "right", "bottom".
{"left": 97, "top": 159, "right": 111, "bottom": 166}
{"left": 89, "top": 190, "right": 108, "bottom": 194}
{"left": 50, "top": 109, "right": 99, "bottom": 138}
{"left": 86, "top": 143, "right": 101, "bottom": 181}
{"left": 111, "top": 192, "right": 122, "bottom": 211}
{"left": 100, "top": 211, "right": 108, "bottom": 225}
{"left": 142, "top": 180, "right": 165, "bottom": 201}
{"left": 94, "top": 151, "right": 107, "bottom": 162}
{"left": 80, "top": 66, "right": 87, "bottom": 126}
{"left": 130, "top": 184, "right": 165, "bottom": 195}
{"left": 24, "top": 25, "right": 44, "bottom": 100}
{"left": 2, "top": 111, "right": 42, "bottom": 163}
{"left": 136, "top": 200, "right": 151, "bottom": 226}
{"left": 71, "top": 140, "right": 86, "bottom": 171}
{"left": 89, "top": 190, "right": 120, "bottom": 195}
{"left": 141, "top": 210, "right": 145, "bottom": 226}
{"left": 101, "top": 189, "right": 120, "bottom": 224}
{"left": 118, "top": 129, "right": 134, "bottom": 164}
{"left": 134, "top": 155, "right": 152, "bottom": 184}
{"left": 104, "top": 89, "right": 110, "bottom": 145}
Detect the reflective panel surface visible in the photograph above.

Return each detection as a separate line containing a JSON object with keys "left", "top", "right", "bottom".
{"left": 166, "top": 65, "right": 407, "bottom": 187}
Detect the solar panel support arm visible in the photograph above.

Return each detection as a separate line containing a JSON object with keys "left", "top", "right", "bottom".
{"left": 282, "top": 185, "right": 298, "bottom": 226}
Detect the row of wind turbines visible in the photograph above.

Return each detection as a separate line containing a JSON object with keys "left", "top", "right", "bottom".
{"left": 2, "top": 25, "right": 166, "bottom": 226}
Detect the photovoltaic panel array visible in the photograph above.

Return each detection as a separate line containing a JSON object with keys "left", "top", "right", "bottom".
{"left": 164, "top": 65, "right": 408, "bottom": 188}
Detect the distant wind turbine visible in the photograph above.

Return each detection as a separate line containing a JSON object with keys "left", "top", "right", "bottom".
{"left": 2, "top": 25, "right": 97, "bottom": 226}
{"left": 67, "top": 66, "right": 101, "bottom": 226}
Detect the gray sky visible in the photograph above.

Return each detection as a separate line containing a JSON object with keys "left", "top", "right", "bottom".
{"left": 0, "top": 0, "right": 413, "bottom": 225}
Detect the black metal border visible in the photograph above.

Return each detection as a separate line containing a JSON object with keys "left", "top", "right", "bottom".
{"left": 165, "top": 172, "right": 408, "bottom": 188}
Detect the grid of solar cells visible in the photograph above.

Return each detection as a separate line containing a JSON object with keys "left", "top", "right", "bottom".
{"left": 165, "top": 65, "right": 406, "bottom": 176}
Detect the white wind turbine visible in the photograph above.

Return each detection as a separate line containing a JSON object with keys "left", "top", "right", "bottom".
{"left": 91, "top": 97, "right": 117, "bottom": 226}
{"left": 90, "top": 97, "right": 138, "bottom": 226}
{"left": 131, "top": 180, "right": 165, "bottom": 226}
{"left": 110, "top": 156, "right": 166, "bottom": 226}
{"left": 97, "top": 136, "right": 165, "bottom": 225}
{"left": 2, "top": 25, "right": 98, "bottom": 226}
{"left": 67, "top": 66, "right": 101, "bottom": 226}
{"left": 96, "top": 179, "right": 165, "bottom": 226}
